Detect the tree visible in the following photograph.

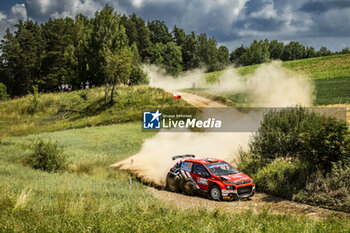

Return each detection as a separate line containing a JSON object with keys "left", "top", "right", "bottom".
{"left": 105, "top": 47, "right": 133, "bottom": 103}
{"left": 240, "top": 40, "right": 270, "bottom": 65}
{"left": 282, "top": 41, "right": 305, "bottom": 60}
{"left": 0, "top": 21, "right": 44, "bottom": 96}
{"left": 318, "top": 46, "right": 332, "bottom": 56}
{"left": 341, "top": 47, "right": 350, "bottom": 54}
{"left": 230, "top": 44, "right": 246, "bottom": 64}
{"left": 305, "top": 46, "right": 317, "bottom": 58}
{"left": 148, "top": 20, "right": 172, "bottom": 44}
{"left": 0, "top": 29, "right": 21, "bottom": 96}
{"left": 172, "top": 25, "right": 186, "bottom": 47}
{"left": 182, "top": 32, "right": 201, "bottom": 70}
{"left": 88, "top": 5, "right": 129, "bottom": 86}
{"left": 147, "top": 42, "right": 182, "bottom": 76}
{"left": 41, "top": 18, "right": 75, "bottom": 91}
{"left": 268, "top": 40, "right": 284, "bottom": 60}
{"left": 130, "top": 14, "right": 151, "bottom": 59}
{"left": 217, "top": 45, "right": 230, "bottom": 69}
{"left": 0, "top": 83, "right": 9, "bottom": 100}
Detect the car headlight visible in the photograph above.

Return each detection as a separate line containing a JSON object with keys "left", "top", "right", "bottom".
{"left": 226, "top": 185, "right": 236, "bottom": 190}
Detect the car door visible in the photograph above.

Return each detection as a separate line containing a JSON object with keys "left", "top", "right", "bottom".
{"left": 190, "top": 163, "right": 211, "bottom": 191}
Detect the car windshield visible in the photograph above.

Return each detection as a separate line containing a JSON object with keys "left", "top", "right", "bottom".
{"left": 205, "top": 162, "right": 239, "bottom": 176}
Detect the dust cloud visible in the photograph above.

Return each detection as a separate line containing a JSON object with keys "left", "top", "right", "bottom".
{"left": 111, "top": 62, "right": 314, "bottom": 186}
{"left": 145, "top": 61, "right": 314, "bottom": 107}
{"left": 111, "top": 132, "right": 250, "bottom": 186}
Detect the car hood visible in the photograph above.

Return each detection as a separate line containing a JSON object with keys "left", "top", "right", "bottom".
{"left": 219, "top": 173, "right": 251, "bottom": 183}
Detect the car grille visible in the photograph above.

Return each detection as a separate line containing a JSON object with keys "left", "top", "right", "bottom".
{"left": 237, "top": 185, "right": 252, "bottom": 196}
{"left": 234, "top": 179, "right": 251, "bottom": 185}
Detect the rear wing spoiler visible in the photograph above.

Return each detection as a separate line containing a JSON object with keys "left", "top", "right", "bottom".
{"left": 172, "top": 154, "right": 195, "bottom": 160}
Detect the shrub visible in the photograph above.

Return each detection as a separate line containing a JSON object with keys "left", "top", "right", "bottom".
{"left": 0, "top": 83, "right": 9, "bottom": 100}
{"left": 24, "top": 138, "right": 67, "bottom": 172}
{"left": 250, "top": 106, "right": 350, "bottom": 172}
{"left": 130, "top": 66, "right": 149, "bottom": 85}
{"left": 236, "top": 149, "right": 263, "bottom": 176}
{"left": 254, "top": 158, "right": 310, "bottom": 198}
{"left": 79, "top": 91, "right": 88, "bottom": 101}
{"left": 295, "top": 159, "right": 350, "bottom": 212}
{"left": 27, "top": 85, "right": 40, "bottom": 114}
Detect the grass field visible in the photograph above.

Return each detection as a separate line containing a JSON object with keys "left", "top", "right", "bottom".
{"left": 0, "top": 86, "right": 193, "bottom": 138}
{"left": 196, "top": 54, "right": 350, "bottom": 106}
{"left": 1, "top": 123, "right": 350, "bottom": 232}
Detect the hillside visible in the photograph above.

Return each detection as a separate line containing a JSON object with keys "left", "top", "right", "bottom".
{"left": 0, "top": 86, "right": 193, "bottom": 138}
{"left": 201, "top": 54, "right": 350, "bottom": 106}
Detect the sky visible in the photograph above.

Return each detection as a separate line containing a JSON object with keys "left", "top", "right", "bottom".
{"left": 0, "top": 0, "right": 350, "bottom": 51}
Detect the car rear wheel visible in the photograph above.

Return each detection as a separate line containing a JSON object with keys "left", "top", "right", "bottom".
{"left": 166, "top": 173, "right": 180, "bottom": 192}
{"left": 210, "top": 185, "right": 222, "bottom": 201}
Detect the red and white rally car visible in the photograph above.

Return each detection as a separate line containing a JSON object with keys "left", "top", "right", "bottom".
{"left": 166, "top": 155, "right": 255, "bottom": 200}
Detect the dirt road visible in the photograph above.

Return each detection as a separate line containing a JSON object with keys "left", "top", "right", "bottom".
{"left": 171, "top": 91, "right": 227, "bottom": 108}
{"left": 148, "top": 188, "right": 348, "bottom": 220}
{"left": 144, "top": 90, "right": 349, "bottom": 219}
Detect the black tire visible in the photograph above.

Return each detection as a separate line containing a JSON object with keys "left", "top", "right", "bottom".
{"left": 183, "top": 180, "right": 196, "bottom": 195}
{"left": 165, "top": 173, "right": 180, "bottom": 192}
{"left": 209, "top": 185, "right": 222, "bottom": 201}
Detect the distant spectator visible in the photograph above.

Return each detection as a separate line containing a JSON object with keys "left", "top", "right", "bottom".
{"left": 58, "top": 85, "right": 61, "bottom": 92}
{"left": 65, "top": 84, "right": 69, "bottom": 91}
{"left": 85, "top": 80, "right": 90, "bottom": 89}
{"left": 68, "top": 84, "right": 72, "bottom": 91}
{"left": 80, "top": 82, "right": 84, "bottom": 90}
{"left": 61, "top": 84, "right": 65, "bottom": 91}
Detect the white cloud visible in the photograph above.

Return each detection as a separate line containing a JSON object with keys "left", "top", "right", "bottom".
{"left": 0, "top": 12, "right": 7, "bottom": 21}
{"left": 250, "top": 3, "right": 277, "bottom": 19}
{"left": 50, "top": 0, "right": 103, "bottom": 19}
{"left": 26, "top": 0, "right": 107, "bottom": 20}
{"left": 9, "top": 4, "right": 27, "bottom": 23}
{"left": 0, "top": 4, "right": 29, "bottom": 38}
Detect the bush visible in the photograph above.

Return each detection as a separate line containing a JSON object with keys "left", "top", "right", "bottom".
{"left": 27, "top": 85, "right": 40, "bottom": 114}
{"left": 24, "top": 138, "right": 67, "bottom": 172}
{"left": 237, "top": 107, "right": 350, "bottom": 210}
{"left": 130, "top": 66, "right": 149, "bottom": 85}
{"left": 254, "top": 158, "right": 310, "bottom": 198}
{"left": 250, "top": 106, "right": 350, "bottom": 171}
{"left": 0, "top": 83, "right": 9, "bottom": 100}
{"left": 236, "top": 149, "right": 263, "bottom": 176}
{"left": 295, "top": 159, "right": 350, "bottom": 212}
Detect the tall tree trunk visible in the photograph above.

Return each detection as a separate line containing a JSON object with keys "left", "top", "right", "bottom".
{"left": 110, "top": 78, "right": 116, "bottom": 103}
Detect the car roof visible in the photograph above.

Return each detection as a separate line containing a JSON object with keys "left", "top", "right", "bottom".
{"left": 182, "top": 157, "right": 224, "bottom": 165}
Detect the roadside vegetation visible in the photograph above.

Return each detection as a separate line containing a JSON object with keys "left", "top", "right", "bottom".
{"left": 237, "top": 107, "right": 350, "bottom": 212}
{"left": 0, "top": 86, "right": 193, "bottom": 138}
{"left": 1, "top": 123, "right": 350, "bottom": 232}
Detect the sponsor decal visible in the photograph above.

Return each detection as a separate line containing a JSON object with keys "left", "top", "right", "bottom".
{"left": 197, "top": 177, "right": 208, "bottom": 185}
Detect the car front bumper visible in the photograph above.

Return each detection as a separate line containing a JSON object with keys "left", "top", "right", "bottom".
{"left": 221, "top": 186, "right": 255, "bottom": 199}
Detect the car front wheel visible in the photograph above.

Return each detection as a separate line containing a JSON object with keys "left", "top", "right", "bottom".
{"left": 210, "top": 185, "right": 222, "bottom": 201}
{"left": 166, "top": 173, "right": 180, "bottom": 192}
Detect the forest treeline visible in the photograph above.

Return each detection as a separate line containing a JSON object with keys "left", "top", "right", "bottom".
{"left": 0, "top": 5, "right": 348, "bottom": 98}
